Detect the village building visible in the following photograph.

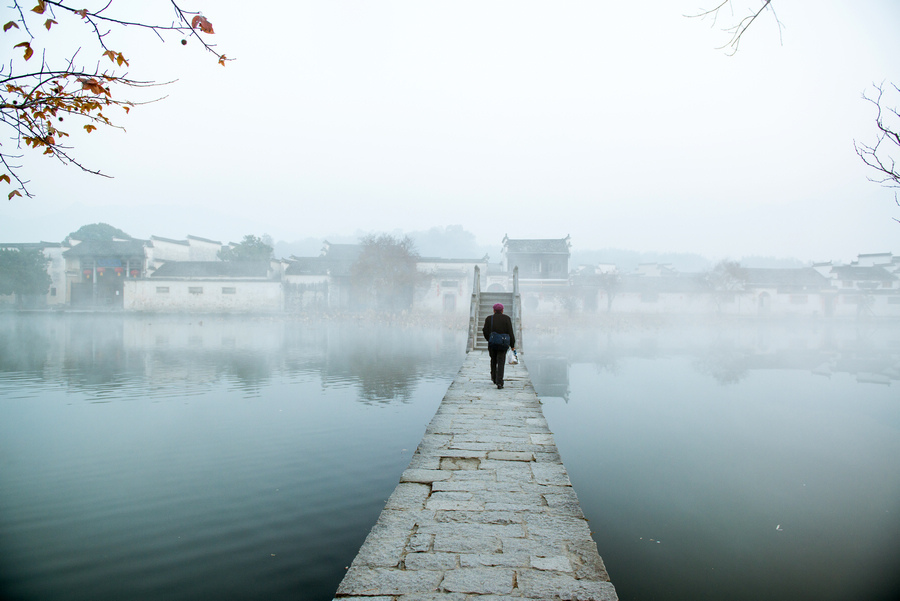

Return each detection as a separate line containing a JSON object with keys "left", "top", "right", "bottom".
{"left": 124, "top": 260, "right": 282, "bottom": 312}
{"left": 502, "top": 235, "right": 571, "bottom": 311}
{"left": 63, "top": 238, "right": 148, "bottom": 308}
{"left": 4, "top": 230, "right": 899, "bottom": 318}
{"left": 415, "top": 256, "right": 489, "bottom": 313}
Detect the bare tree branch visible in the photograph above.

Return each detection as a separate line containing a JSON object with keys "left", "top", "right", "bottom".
{"left": 687, "top": 0, "right": 783, "bottom": 55}
{"left": 1, "top": 0, "right": 229, "bottom": 199}
{"left": 854, "top": 82, "right": 900, "bottom": 223}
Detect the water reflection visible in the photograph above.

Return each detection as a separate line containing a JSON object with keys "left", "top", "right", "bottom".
{"left": 527, "top": 320, "right": 900, "bottom": 394}
{"left": 0, "top": 314, "right": 462, "bottom": 403}
{"left": 529, "top": 320, "right": 900, "bottom": 601}
{"left": 0, "top": 313, "right": 467, "bottom": 601}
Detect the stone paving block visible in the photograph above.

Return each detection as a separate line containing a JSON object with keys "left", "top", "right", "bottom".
{"left": 445, "top": 470, "right": 497, "bottom": 482}
{"left": 440, "top": 567, "right": 515, "bottom": 595}
{"left": 428, "top": 522, "right": 526, "bottom": 554}
{"left": 459, "top": 552, "right": 530, "bottom": 568}
{"left": 531, "top": 555, "right": 574, "bottom": 572}
{"left": 440, "top": 456, "right": 481, "bottom": 470}
{"left": 543, "top": 489, "right": 585, "bottom": 514}
{"left": 531, "top": 462, "right": 572, "bottom": 486}
{"left": 438, "top": 449, "right": 488, "bottom": 459}
{"left": 501, "top": 535, "right": 568, "bottom": 557}
{"left": 485, "top": 462, "right": 535, "bottom": 482}
{"left": 335, "top": 566, "right": 443, "bottom": 596}
{"left": 384, "top": 482, "right": 430, "bottom": 511}
{"left": 525, "top": 513, "right": 594, "bottom": 544}
{"left": 515, "top": 570, "right": 619, "bottom": 601}
{"left": 568, "top": 540, "right": 612, "bottom": 581}
{"left": 487, "top": 450, "right": 535, "bottom": 462}
{"left": 432, "top": 531, "right": 503, "bottom": 554}
{"left": 406, "top": 454, "right": 441, "bottom": 470}
{"left": 350, "top": 510, "right": 421, "bottom": 568}
{"left": 395, "top": 595, "right": 467, "bottom": 601}
{"left": 425, "top": 495, "right": 484, "bottom": 511}
{"left": 406, "top": 531, "right": 433, "bottom": 553}
{"left": 530, "top": 433, "right": 554, "bottom": 445}
{"left": 434, "top": 510, "right": 523, "bottom": 525}
{"left": 400, "top": 469, "right": 452, "bottom": 484}
{"left": 403, "top": 551, "right": 458, "bottom": 570}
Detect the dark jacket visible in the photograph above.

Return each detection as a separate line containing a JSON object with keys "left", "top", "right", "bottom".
{"left": 483, "top": 312, "right": 515, "bottom": 349}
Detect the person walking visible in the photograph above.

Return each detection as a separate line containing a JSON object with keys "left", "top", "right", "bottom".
{"left": 483, "top": 303, "right": 516, "bottom": 389}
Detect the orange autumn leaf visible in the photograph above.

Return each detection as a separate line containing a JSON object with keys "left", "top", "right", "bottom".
{"left": 9, "top": 190, "right": 22, "bottom": 199}
{"left": 3, "top": 21, "right": 19, "bottom": 32}
{"left": 14, "top": 41, "right": 33, "bottom": 60}
{"left": 44, "top": 18, "right": 57, "bottom": 30}
{"left": 190, "top": 15, "right": 214, "bottom": 34}
{"left": 31, "top": 0, "right": 46, "bottom": 15}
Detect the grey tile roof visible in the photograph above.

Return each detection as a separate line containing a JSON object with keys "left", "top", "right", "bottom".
{"left": 186, "top": 235, "right": 223, "bottom": 245}
{"left": 63, "top": 240, "right": 147, "bottom": 257}
{"left": 150, "top": 236, "right": 189, "bottom": 246}
{"left": 285, "top": 257, "right": 330, "bottom": 276}
{"left": 831, "top": 265, "right": 897, "bottom": 281}
{"left": 504, "top": 238, "right": 571, "bottom": 254}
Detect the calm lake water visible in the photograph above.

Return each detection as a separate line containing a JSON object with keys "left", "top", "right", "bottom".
{"left": 1, "top": 314, "right": 898, "bottom": 601}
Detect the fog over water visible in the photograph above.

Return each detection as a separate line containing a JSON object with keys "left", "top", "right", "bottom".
{"left": 1, "top": 313, "right": 898, "bottom": 600}
{"left": 4, "top": 1, "right": 900, "bottom": 262}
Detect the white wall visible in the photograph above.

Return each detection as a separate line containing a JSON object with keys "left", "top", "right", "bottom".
{"left": 124, "top": 280, "right": 283, "bottom": 312}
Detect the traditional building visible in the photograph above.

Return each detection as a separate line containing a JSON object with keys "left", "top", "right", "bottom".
{"left": 63, "top": 239, "right": 148, "bottom": 308}
{"left": 124, "top": 260, "right": 282, "bottom": 312}
{"left": 415, "top": 256, "right": 489, "bottom": 313}
{"left": 501, "top": 235, "right": 571, "bottom": 311}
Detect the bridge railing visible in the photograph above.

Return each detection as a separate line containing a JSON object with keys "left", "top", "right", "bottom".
{"left": 466, "top": 265, "right": 481, "bottom": 352}
{"left": 512, "top": 266, "right": 522, "bottom": 351}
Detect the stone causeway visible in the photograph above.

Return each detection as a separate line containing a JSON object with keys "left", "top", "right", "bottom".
{"left": 333, "top": 351, "right": 618, "bottom": 600}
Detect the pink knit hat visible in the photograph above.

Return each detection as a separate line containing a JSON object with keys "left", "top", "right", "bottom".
{"left": 493, "top": 303, "right": 504, "bottom": 312}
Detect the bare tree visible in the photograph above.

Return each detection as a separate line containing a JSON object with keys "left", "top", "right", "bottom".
{"left": 854, "top": 82, "right": 900, "bottom": 222}
{"left": 687, "top": 0, "right": 782, "bottom": 55}
{"left": 1, "top": 1, "right": 228, "bottom": 199}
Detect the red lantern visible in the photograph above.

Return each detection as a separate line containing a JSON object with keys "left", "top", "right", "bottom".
{"left": 115, "top": 267, "right": 123, "bottom": 276}
{"left": 97, "top": 267, "right": 105, "bottom": 276}
{"left": 130, "top": 269, "right": 139, "bottom": 278}
{"left": 83, "top": 269, "right": 92, "bottom": 280}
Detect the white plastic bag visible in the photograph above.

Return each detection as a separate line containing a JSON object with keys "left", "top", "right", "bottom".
{"left": 507, "top": 349, "right": 518, "bottom": 365}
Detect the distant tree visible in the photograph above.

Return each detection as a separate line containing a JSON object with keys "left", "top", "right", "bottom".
{"left": 1, "top": 1, "right": 228, "bottom": 199}
{"left": 218, "top": 234, "right": 274, "bottom": 262}
{"left": 704, "top": 260, "right": 747, "bottom": 313}
{"left": 0, "top": 247, "right": 51, "bottom": 305}
{"left": 410, "top": 225, "right": 485, "bottom": 259}
{"left": 597, "top": 272, "right": 622, "bottom": 313}
{"left": 854, "top": 82, "right": 900, "bottom": 223}
{"left": 67, "top": 222, "right": 131, "bottom": 241}
{"left": 350, "top": 234, "right": 426, "bottom": 312}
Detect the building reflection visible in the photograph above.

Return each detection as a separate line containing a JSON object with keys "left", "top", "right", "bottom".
{"left": 0, "top": 315, "right": 467, "bottom": 402}
{"left": 526, "top": 321, "right": 900, "bottom": 392}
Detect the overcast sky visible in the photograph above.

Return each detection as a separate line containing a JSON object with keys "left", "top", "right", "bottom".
{"left": 3, "top": 0, "right": 899, "bottom": 263}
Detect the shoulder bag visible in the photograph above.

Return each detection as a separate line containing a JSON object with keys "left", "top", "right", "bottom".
{"left": 487, "top": 315, "right": 510, "bottom": 352}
